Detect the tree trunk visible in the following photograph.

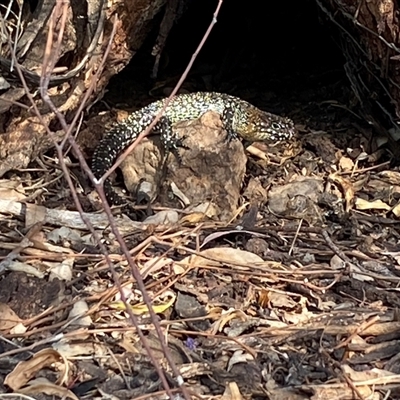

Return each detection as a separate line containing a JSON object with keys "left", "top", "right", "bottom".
{"left": 0, "top": 0, "right": 166, "bottom": 176}
{"left": 318, "top": 0, "right": 400, "bottom": 151}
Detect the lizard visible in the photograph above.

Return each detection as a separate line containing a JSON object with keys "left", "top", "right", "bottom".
{"left": 91, "top": 91, "right": 296, "bottom": 207}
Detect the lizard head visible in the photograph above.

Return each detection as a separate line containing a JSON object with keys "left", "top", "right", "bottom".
{"left": 234, "top": 107, "right": 296, "bottom": 142}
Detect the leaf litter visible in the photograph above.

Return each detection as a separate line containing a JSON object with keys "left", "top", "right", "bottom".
{"left": 2, "top": 111, "right": 400, "bottom": 400}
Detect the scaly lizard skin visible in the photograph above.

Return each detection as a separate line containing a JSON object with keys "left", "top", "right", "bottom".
{"left": 92, "top": 92, "right": 296, "bottom": 206}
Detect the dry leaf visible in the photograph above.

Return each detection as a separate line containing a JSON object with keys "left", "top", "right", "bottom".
{"left": 181, "top": 247, "right": 264, "bottom": 269}
{"left": 6, "top": 261, "right": 45, "bottom": 278}
{"left": 181, "top": 201, "right": 219, "bottom": 222}
{"left": 227, "top": 350, "right": 254, "bottom": 372}
{"left": 180, "top": 212, "right": 207, "bottom": 224}
{"left": 268, "top": 291, "right": 297, "bottom": 309}
{"left": 118, "top": 336, "right": 140, "bottom": 354}
{"left": 47, "top": 226, "right": 81, "bottom": 244}
{"left": 49, "top": 258, "right": 74, "bottom": 281}
{"left": 330, "top": 173, "right": 354, "bottom": 212}
{"left": 264, "top": 374, "right": 306, "bottom": 400}
{"left": 392, "top": 201, "right": 400, "bottom": 217}
{"left": 257, "top": 289, "right": 270, "bottom": 308}
{"left": 141, "top": 256, "right": 174, "bottom": 279}
{"left": 221, "top": 381, "right": 243, "bottom": 400}
{"left": 52, "top": 341, "right": 101, "bottom": 358}
{"left": 311, "top": 385, "right": 375, "bottom": 400}
{"left": 213, "top": 309, "right": 247, "bottom": 334}
{"left": 18, "top": 378, "right": 79, "bottom": 400}
{"left": 355, "top": 198, "right": 391, "bottom": 211}
{"left": 378, "top": 170, "right": 400, "bottom": 185}
{"left": 330, "top": 254, "right": 346, "bottom": 270}
{"left": 0, "top": 179, "right": 26, "bottom": 200}
{"left": 10, "top": 322, "right": 27, "bottom": 335}
{"left": 349, "top": 264, "right": 374, "bottom": 282}
{"left": 173, "top": 263, "right": 186, "bottom": 274}
{"left": 143, "top": 210, "right": 179, "bottom": 225}
{"left": 342, "top": 364, "right": 399, "bottom": 382}
{"left": 110, "top": 291, "right": 176, "bottom": 316}
{"left": 339, "top": 156, "right": 354, "bottom": 172}
{"left": 68, "top": 300, "right": 92, "bottom": 327}
{"left": 0, "top": 303, "right": 22, "bottom": 332}
{"left": 5, "top": 348, "right": 65, "bottom": 390}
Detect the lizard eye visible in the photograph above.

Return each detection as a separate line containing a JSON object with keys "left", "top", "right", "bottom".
{"left": 271, "top": 122, "right": 281, "bottom": 130}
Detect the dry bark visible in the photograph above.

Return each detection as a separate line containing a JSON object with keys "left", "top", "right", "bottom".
{"left": 0, "top": 0, "right": 167, "bottom": 176}
{"left": 318, "top": 0, "right": 400, "bottom": 151}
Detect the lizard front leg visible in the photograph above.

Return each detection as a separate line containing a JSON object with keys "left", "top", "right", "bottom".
{"left": 157, "top": 116, "right": 188, "bottom": 162}
{"left": 222, "top": 106, "right": 239, "bottom": 141}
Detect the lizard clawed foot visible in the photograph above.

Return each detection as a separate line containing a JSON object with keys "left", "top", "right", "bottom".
{"left": 161, "top": 133, "right": 188, "bottom": 165}
{"left": 226, "top": 130, "right": 239, "bottom": 142}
